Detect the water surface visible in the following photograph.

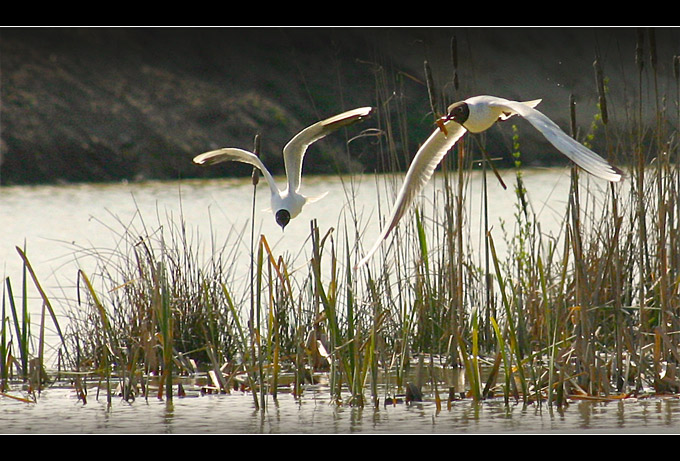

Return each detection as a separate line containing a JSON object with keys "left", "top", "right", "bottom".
{"left": 1, "top": 168, "right": 582, "bottom": 303}
{"left": 2, "top": 384, "right": 678, "bottom": 434}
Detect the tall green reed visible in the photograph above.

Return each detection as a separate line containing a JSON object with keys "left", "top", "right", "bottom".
{"left": 64, "top": 200, "right": 245, "bottom": 401}
{"left": 1, "top": 245, "right": 66, "bottom": 396}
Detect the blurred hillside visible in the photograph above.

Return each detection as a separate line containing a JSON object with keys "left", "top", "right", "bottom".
{"left": 1, "top": 27, "right": 678, "bottom": 185}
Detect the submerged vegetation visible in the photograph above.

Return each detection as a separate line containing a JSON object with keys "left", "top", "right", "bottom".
{"left": 2, "top": 29, "right": 680, "bottom": 413}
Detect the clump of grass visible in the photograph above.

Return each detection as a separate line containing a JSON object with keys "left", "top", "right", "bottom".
{"left": 61, "top": 204, "right": 249, "bottom": 402}
{"left": 1, "top": 245, "right": 66, "bottom": 399}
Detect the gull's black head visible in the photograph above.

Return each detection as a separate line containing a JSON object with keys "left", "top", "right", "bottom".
{"left": 275, "top": 209, "right": 291, "bottom": 230}
{"left": 445, "top": 101, "right": 470, "bottom": 124}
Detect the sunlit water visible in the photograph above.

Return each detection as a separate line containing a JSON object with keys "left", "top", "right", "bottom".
{"left": 3, "top": 169, "right": 668, "bottom": 434}
{"left": 2, "top": 384, "right": 679, "bottom": 434}
{"left": 1, "top": 168, "right": 588, "bottom": 297}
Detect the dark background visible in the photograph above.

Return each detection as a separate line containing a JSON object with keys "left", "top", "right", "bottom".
{"left": 1, "top": 27, "right": 678, "bottom": 185}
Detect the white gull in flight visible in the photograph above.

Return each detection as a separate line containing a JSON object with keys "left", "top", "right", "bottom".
{"left": 356, "top": 95, "right": 623, "bottom": 269}
{"left": 194, "top": 107, "right": 373, "bottom": 230}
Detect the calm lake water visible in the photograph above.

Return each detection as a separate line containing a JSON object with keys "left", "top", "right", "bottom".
{"left": 2, "top": 383, "right": 679, "bottom": 434}
{"left": 1, "top": 168, "right": 586, "bottom": 309}
{"left": 4, "top": 168, "right": 671, "bottom": 435}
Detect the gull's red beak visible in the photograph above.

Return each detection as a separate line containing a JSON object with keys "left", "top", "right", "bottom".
{"left": 435, "top": 117, "right": 449, "bottom": 136}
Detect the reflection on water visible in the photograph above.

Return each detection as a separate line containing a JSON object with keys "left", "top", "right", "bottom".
{"left": 1, "top": 384, "right": 678, "bottom": 434}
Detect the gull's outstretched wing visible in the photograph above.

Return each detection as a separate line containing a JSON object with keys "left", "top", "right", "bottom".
{"left": 193, "top": 148, "right": 280, "bottom": 196}
{"left": 282, "top": 107, "right": 373, "bottom": 193}
{"left": 492, "top": 97, "right": 623, "bottom": 182}
{"left": 356, "top": 121, "right": 467, "bottom": 269}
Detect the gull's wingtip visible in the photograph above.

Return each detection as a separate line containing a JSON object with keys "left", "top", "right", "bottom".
{"left": 354, "top": 236, "right": 385, "bottom": 271}
{"left": 192, "top": 153, "right": 208, "bottom": 165}
{"left": 354, "top": 257, "right": 368, "bottom": 272}
{"left": 192, "top": 148, "right": 239, "bottom": 167}
{"left": 193, "top": 149, "right": 224, "bottom": 166}
{"left": 612, "top": 165, "right": 626, "bottom": 182}
{"left": 525, "top": 98, "right": 542, "bottom": 108}
{"left": 353, "top": 106, "right": 374, "bottom": 118}
{"left": 320, "top": 106, "right": 374, "bottom": 128}
{"left": 595, "top": 163, "right": 625, "bottom": 182}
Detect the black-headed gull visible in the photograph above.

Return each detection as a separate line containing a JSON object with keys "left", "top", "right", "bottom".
{"left": 356, "top": 95, "right": 623, "bottom": 268}
{"left": 194, "top": 107, "right": 373, "bottom": 230}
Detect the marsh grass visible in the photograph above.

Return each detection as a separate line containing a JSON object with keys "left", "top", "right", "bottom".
{"left": 3, "top": 29, "right": 680, "bottom": 411}
{"left": 349, "top": 28, "right": 680, "bottom": 405}
{"left": 1, "top": 245, "right": 65, "bottom": 399}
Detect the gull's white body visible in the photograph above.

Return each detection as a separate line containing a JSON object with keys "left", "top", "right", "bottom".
{"left": 194, "top": 107, "right": 372, "bottom": 229}
{"left": 356, "top": 95, "right": 623, "bottom": 268}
